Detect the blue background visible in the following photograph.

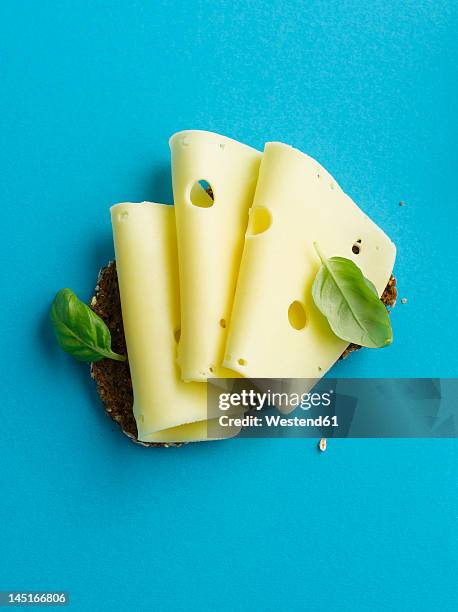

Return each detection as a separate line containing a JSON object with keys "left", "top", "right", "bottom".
{"left": 1, "top": 1, "right": 457, "bottom": 610}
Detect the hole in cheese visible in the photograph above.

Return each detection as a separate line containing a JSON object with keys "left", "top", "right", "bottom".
{"left": 246, "top": 206, "right": 272, "bottom": 236}
{"left": 288, "top": 300, "right": 307, "bottom": 330}
{"left": 173, "top": 327, "right": 181, "bottom": 343}
{"left": 219, "top": 318, "right": 227, "bottom": 328}
{"left": 238, "top": 358, "right": 247, "bottom": 366}
{"left": 352, "top": 239, "right": 362, "bottom": 255}
{"left": 189, "top": 180, "right": 214, "bottom": 208}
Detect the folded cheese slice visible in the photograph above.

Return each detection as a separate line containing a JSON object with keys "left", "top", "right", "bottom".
{"left": 224, "top": 142, "right": 396, "bottom": 379}
{"left": 111, "top": 201, "right": 239, "bottom": 443}
{"left": 170, "top": 130, "right": 262, "bottom": 381}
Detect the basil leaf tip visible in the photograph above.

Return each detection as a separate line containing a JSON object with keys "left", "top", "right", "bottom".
{"left": 50, "top": 288, "right": 126, "bottom": 363}
{"left": 312, "top": 244, "right": 392, "bottom": 348}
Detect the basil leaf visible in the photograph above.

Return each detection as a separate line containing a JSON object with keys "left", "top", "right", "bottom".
{"left": 50, "top": 288, "right": 126, "bottom": 362}
{"left": 312, "top": 244, "right": 392, "bottom": 348}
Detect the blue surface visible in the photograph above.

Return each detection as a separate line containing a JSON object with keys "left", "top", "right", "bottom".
{"left": 1, "top": 1, "right": 457, "bottom": 610}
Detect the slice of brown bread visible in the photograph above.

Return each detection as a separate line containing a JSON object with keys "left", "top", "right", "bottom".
{"left": 89, "top": 261, "right": 397, "bottom": 446}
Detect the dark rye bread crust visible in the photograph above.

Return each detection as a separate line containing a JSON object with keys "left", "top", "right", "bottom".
{"left": 90, "top": 261, "right": 397, "bottom": 447}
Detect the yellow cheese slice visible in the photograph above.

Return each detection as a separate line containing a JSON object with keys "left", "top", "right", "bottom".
{"left": 140, "top": 418, "right": 227, "bottom": 444}
{"left": 224, "top": 142, "right": 396, "bottom": 379}
{"left": 170, "top": 130, "right": 262, "bottom": 381}
{"left": 111, "top": 201, "right": 239, "bottom": 443}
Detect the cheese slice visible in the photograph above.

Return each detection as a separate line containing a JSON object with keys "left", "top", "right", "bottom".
{"left": 111, "top": 201, "right": 239, "bottom": 443}
{"left": 140, "top": 417, "right": 230, "bottom": 444}
{"left": 223, "top": 142, "right": 396, "bottom": 379}
{"left": 170, "top": 130, "right": 262, "bottom": 381}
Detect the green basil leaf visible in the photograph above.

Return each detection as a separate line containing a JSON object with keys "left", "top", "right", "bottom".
{"left": 50, "top": 288, "right": 126, "bottom": 362}
{"left": 312, "top": 244, "right": 392, "bottom": 348}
